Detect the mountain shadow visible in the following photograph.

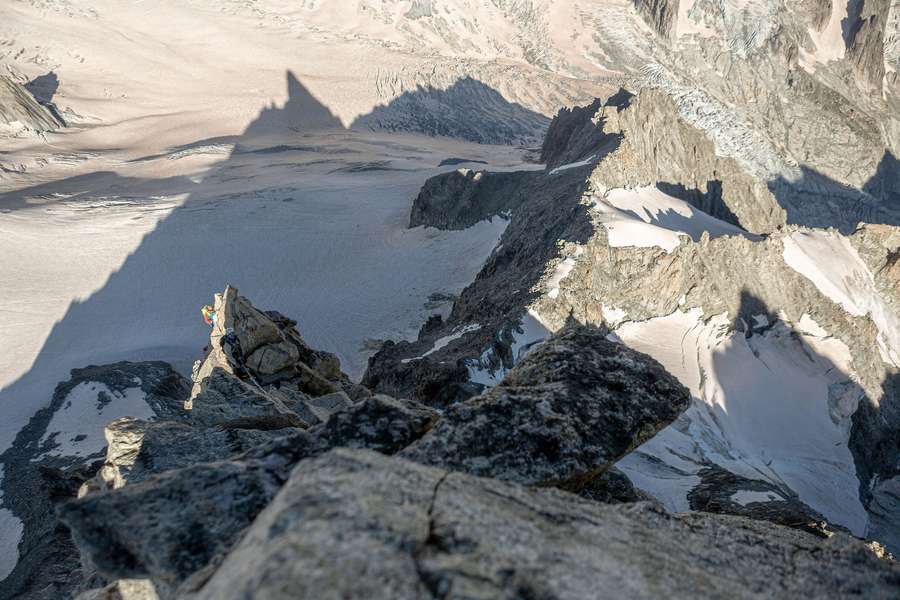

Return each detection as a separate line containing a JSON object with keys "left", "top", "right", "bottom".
{"left": 768, "top": 150, "right": 900, "bottom": 234}
{"left": 351, "top": 76, "right": 549, "bottom": 146}
{"left": 24, "top": 71, "right": 66, "bottom": 126}
{"left": 702, "top": 291, "right": 876, "bottom": 537}
{"left": 0, "top": 69, "right": 554, "bottom": 597}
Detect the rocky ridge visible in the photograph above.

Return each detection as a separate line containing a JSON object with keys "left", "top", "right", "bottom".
{"left": 6, "top": 286, "right": 898, "bottom": 598}
{"left": 364, "top": 78, "right": 900, "bottom": 555}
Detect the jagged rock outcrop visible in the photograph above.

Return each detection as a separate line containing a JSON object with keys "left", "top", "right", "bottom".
{"left": 408, "top": 168, "right": 536, "bottom": 230}
{"left": 187, "top": 286, "right": 367, "bottom": 425}
{"left": 539, "top": 97, "right": 606, "bottom": 167}
{"left": 83, "top": 418, "right": 297, "bottom": 492}
{"left": 364, "top": 165, "right": 593, "bottom": 405}
{"left": 365, "top": 85, "right": 900, "bottom": 556}
{"left": 402, "top": 324, "right": 690, "bottom": 488}
{"left": 0, "top": 75, "right": 64, "bottom": 136}
{"left": 191, "top": 449, "right": 900, "bottom": 600}
{"left": 633, "top": 0, "right": 678, "bottom": 39}
{"left": 60, "top": 393, "right": 439, "bottom": 594}
{"left": 0, "top": 362, "right": 190, "bottom": 600}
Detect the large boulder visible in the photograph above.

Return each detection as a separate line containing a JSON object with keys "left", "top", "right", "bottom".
{"left": 401, "top": 324, "right": 691, "bottom": 488}
{"left": 84, "top": 417, "right": 299, "bottom": 491}
{"left": 191, "top": 449, "right": 900, "bottom": 600}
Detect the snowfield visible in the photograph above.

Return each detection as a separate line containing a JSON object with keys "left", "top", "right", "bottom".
{"left": 614, "top": 309, "right": 869, "bottom": 535}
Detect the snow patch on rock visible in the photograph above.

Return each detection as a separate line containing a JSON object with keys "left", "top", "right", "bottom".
{"left": 401, "top": 323, "right": 482, "bottom": 363}
{"left": 546, "top": 246, "right": 584, "bottom": 299}
{"left": 592, "top": 186, "right": 748, "bottom": 252}
{"left": 731, "top": 489, "right": 786, "bottom": 506}
{"left": 37, "top": 381, "right": 153, "bottom": 459}
{"left": 782, "top": 230, "right": 900, "bottom": 367}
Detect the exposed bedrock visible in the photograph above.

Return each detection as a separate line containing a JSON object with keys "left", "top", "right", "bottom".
{"left": 192, "top": 449, "right": 900, "bottom": 600}
{"left": 0, "top": 74, "right": 65, "bottom": 136}
{"left": 408, "top": 168, "right": 540, "bottom": 230}
{"left": 633, "top": 0, "right": 679, "bottom": 39}
{"left": 0, "top": 362, "right": 190, "bottom": 600}
{"left": 401, "top": 324, "right": 691, "bottom": 488}
{"left": 365, "top": 88, "right": 900, "bottom": 552}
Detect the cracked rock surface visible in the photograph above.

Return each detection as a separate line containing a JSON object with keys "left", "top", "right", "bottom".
{"left": 191, "top": 448, "right": 900, "bottom": 600}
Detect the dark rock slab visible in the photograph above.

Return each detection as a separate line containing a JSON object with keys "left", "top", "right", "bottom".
{"left": 401, "top": 324, "right": 691, "bottom": 488}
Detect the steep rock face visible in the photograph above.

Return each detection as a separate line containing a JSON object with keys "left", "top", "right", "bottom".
{"left": 408, "top": 168, "right": 537, "bottom": 230}
{"left": 846, "top": 0, "right": 891, "bottom": 94}
{"left": 402, "top": 325, "right": 690, "bottom": 488}
{"left": 192, "top": 449, "right": 900, "bottom": 600}
{"left": 587, "top": 88, "right": 785, "bottom": 233}
{"left": 0, "top": 75, "right": 64, "bottom": 136}
{"left": 539, "top": 96, "right": 608, "bottom": 167}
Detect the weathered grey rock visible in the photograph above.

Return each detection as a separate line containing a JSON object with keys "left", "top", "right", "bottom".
{"left": 189, "top": 286, "right": 348, "bottom": 407}
{"left": 687, "top": 464, "right": 838, "bottom": 537}
{"left": 401, "top": 324, "right": 690, "bottom": 488}
{"left": 191, "top": 449, "right": 900, "bottom": 600}
{"left": 304, "top": 390, "right": 353, "bottom": 423}
{"left": 83, "top": 418, "right": 299, "bottom": 492}
{"left": 0, "top": 361, "right": 189, "bottom": 600}
{"left": 59, "top": 395, "right": 439, "bottom": 592}
{"left": 408, "top": 168, "right": 537, "bottom": 230}
{"left": 187, "top": 367, "right": 299, "bottom": 427}
{"left": 579, "top": 466, "right": 652, "bottom": 504}
{"left": 0, "top": 74, "right": 64, "bottom": 135}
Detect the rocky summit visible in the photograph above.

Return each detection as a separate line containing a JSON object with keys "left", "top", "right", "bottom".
{"left": 3, "top": 1, "right": 900, "bottom": 598}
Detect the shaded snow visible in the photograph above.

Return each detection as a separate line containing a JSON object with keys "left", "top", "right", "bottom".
{"left": 548, "top": 154, "right": 596, "bottom": 175}
{"left": 402, "top": 323, "right": 482, "bottom": 363}
{"left": 614, "top": 310, "right": 868, "bottom": 535}
{"left": 592, "top": 186, "right": 749, "bottom": 253}
{"left": 731, "top": 489, "right": 785, "bottom": 506}
{"left": 38, "top": 381, "right": 153, "bottom": 459}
